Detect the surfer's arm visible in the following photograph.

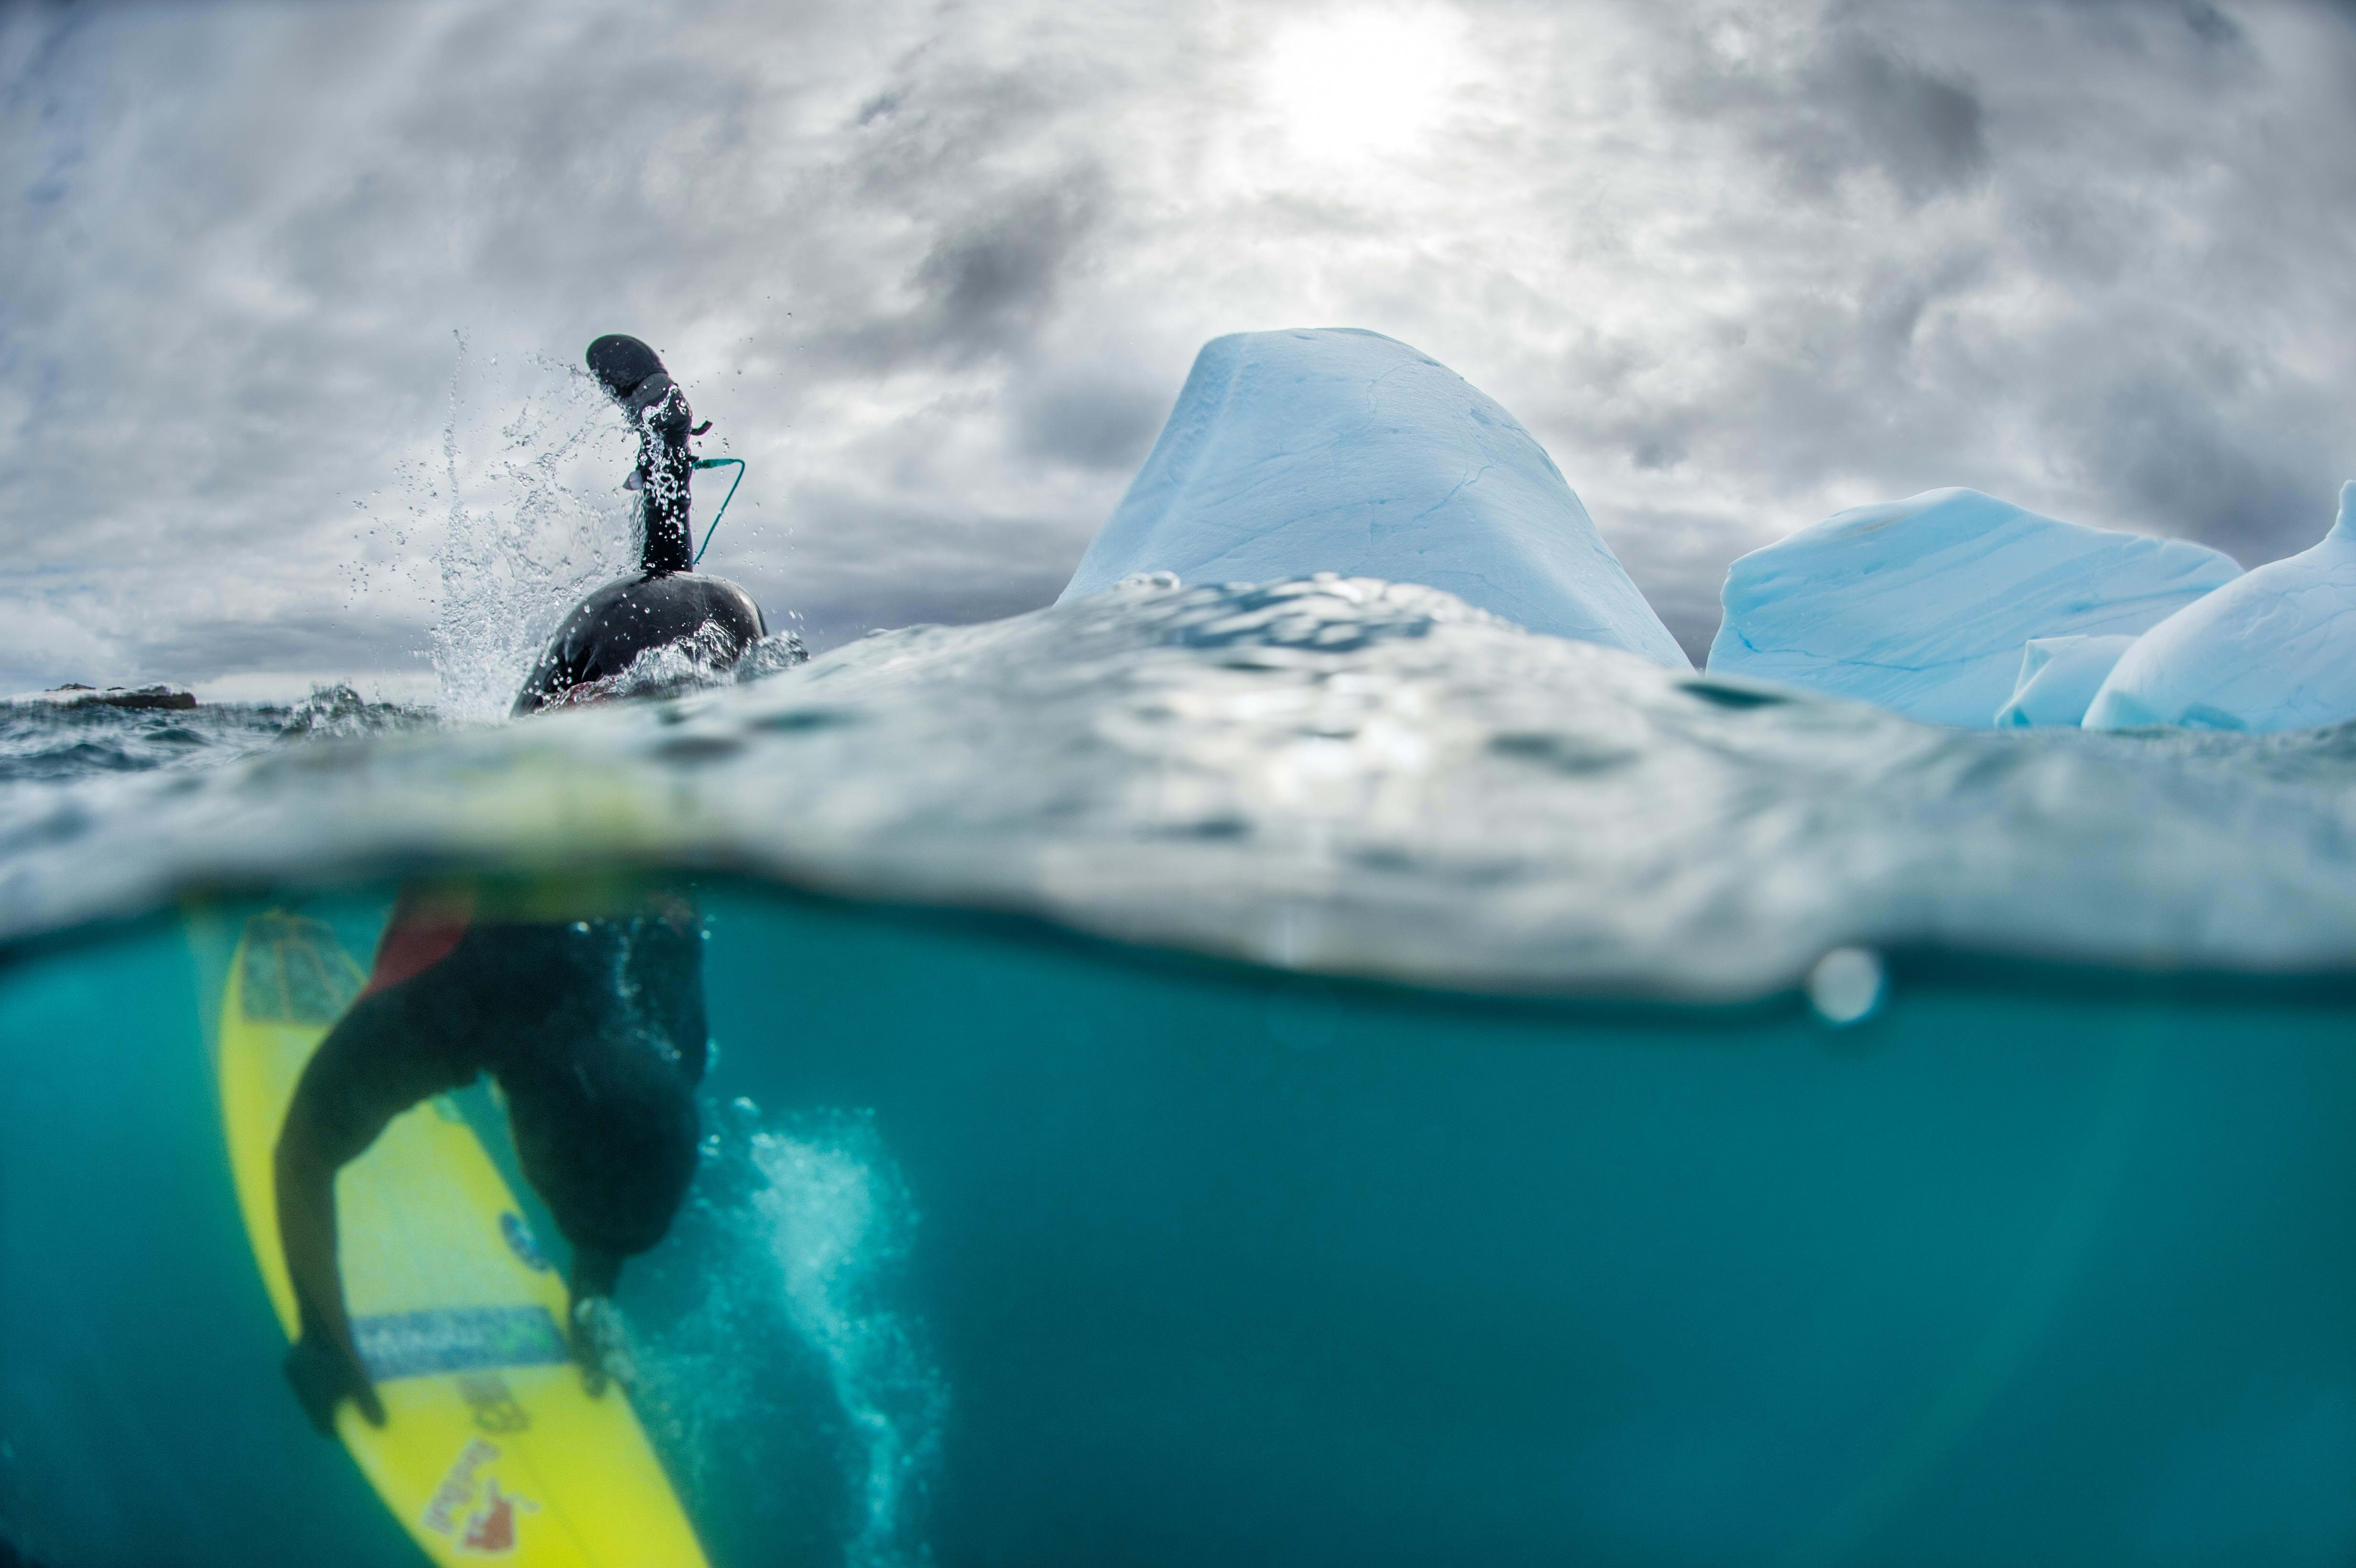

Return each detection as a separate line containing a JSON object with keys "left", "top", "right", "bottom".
{"left": 273, "top": 980, "right": 476, "bottom": 1433}
{"left": 275, "top": 1110, "right": 385, "bottom": 1433}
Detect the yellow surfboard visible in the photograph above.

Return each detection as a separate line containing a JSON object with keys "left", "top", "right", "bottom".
{"left": 212, "top": 909, "right": 711, "bottom": 1566}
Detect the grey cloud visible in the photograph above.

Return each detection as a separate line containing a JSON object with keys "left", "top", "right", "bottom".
{"left": 1548, "top": 0, "right": 2353, "bottom": 593}
{"left": 1011, "top": 374, "right": 1170, "bottom": 472}
{"left": 1591, "top": 506, "right": 1758, "bottom": 667}
{"left": 2181, "top": 2, "right": 2247, "bottom": 44}
{"left": 733, "top": 485, "right": 1076, "bottom": 650}
{"left": 1665, "top": 18, "right": 1989, "bottom": 205}
{"left": 125, "top": 608, "right": 428, "bottom": 684}
{"left": 804, "top": 61, "right": 1114, "bottom": 372}
{"left": 1806, "top": 35, "right": 1989, "bottom": 201}
{"left": 788, "top": 570, "right": 1071, "bottom": 654}
{"left": 907, "top": 174, "right": 1106, "bottom": 361}
{"left": 1628, "top": 432, "right": 1690, "bottom": 472}
{"left": 2070, "top": 368, "right": 2324, "bottom": 562}
{"left": 2, "top": 0, "right": 2353, "bottom": 693}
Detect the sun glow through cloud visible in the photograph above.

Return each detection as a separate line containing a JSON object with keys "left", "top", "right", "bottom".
{"left": 1260, "top": 7, "right": 1469, "bottom": 164}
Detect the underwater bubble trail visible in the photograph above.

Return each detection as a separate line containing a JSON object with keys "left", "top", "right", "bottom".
{"left": 748, "top": 1121, "right": 946, "bottom": 1568}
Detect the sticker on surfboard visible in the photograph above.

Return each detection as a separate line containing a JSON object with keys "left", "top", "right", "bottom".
{"left": 422, "top": 1437, "right": 539, "bottom": 1555}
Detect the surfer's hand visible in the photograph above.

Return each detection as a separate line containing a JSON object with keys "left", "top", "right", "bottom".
{"left": 285, "top": 1332, "right": 385, "bottom": 1435}
{"left": 572, "top": 1296, "right": 629, "bottom": 1398}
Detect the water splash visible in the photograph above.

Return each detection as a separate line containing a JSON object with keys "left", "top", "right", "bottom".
{"left": 276, "top": 682, "right": 435, "bottom": 741}
{"left": 427, "top": 334, "right": 639, "bottom": 722}
{"left": 545, "top": 626, "right": 811, "bottom": 711}
{"left": 746, "top": 1116, "right": 945, "bottom": 1568}
{"left": 735, "top": 631, "right": 814, "bottom": 686}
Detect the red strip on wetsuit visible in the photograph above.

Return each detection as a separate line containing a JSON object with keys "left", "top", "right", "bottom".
{"left": 358, "top": 885, "right": 479, "bottom": 1000}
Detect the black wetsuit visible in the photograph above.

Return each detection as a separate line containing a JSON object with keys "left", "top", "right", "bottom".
{"left": 513, "top": 332, "right": 764, "bottom": 715}
{"left": 276, "top": 336, "right": 760, "bottom": 1434}
{"left": 275, "top": 885, "right": 710, "bottom": 1431}
{"left": 294, "top": 894, "right": 706, "bottom": 1260}
{"left": 513, "top": 573, "right": 764, "bottom": 713}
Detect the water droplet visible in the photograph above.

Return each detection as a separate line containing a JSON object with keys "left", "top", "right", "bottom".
{"left": 1806, "top": 947, "right": 1885, "bottom": 1026}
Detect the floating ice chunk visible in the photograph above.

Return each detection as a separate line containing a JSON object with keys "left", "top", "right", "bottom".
{"left": 2085, "top": 482, "right": 2356, "bottom": 733}
{"left": 1709, "top": 489, "right": 2240, "bottom": 726}
{"left": 1059, "top": 328, "right": 1688, "bottom": 667}
{"left": 1994, "top": 634, "right": 2138, "bottom": 729}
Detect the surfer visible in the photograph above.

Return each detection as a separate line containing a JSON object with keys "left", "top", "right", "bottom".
{"left": 275, "top": 336, "right": 761, "bottom": 1435}
{"left": 511, "top": 333, "right": 766, "bottom": 713}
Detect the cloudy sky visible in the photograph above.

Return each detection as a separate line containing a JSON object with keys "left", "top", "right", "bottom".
{"left": 4, "top": 0, "right": 2353, "bottom": 699}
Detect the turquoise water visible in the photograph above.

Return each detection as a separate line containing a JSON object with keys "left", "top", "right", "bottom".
{"left": 9, "top": 885, "right": 2356, "bottom": 1564}
{"left": 10, "top": 577, "right": 2356, "bottom": 1563}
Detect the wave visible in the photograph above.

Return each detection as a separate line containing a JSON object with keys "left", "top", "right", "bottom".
{"left": 8, "top": 574, "right": 2356, "bottom": 1001}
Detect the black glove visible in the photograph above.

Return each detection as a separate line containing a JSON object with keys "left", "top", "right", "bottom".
{"left": 285, "top": 1331, "right": 386, "bottom": 1436}
{"left": 569, "top": 1247, "right": 628, "bottom": 1398}
{"left": 572, "top": 1296, "right": 625, "bottom": 1398}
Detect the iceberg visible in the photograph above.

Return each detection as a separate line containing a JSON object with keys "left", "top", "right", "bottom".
{"left": 1993, "top": 635, "right": 2138, "bottom": 728}
{"left": 2084, "top": 482, "right": 2356, "bottom": 733}
{"left": 1708, "top": 488, "right": 2241, "bottom": 726}
{"left": 1058, "top": 328, "right": 1688, "bottom": 667}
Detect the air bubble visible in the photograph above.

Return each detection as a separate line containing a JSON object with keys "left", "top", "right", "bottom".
{"left": 1806, "top": 947, "right": 1885, "bottom": 1026}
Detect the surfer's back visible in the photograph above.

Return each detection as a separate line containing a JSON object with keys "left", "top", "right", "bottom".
{"left": 511, "top": 571, "right": 765, "bottom": 716}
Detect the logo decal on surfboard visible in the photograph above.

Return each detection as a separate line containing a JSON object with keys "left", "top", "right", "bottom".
{"left": 458, "top": 1372, "right": 532, "bottom": 1434}
{"left": 424, "top": 1437, "right": 499, "bottom": 1535}
{"left": 500, "top": 1209, "right": 552, "bottom": 1272}
{"left": 422, "top": 1437, "right": 537, "bottom": 1553}
{"left": 462, "top": 1479, "right": 536, "bottom": 1553}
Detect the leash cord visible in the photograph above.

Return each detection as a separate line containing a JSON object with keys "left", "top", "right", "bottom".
{"left": 689, "top": 457, "right": 745, "bottom": 566}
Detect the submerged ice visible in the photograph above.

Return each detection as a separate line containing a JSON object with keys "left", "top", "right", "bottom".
{"left": 1708, "top": 489, "right": 2241, "bottom": 727}
{"left": 1059, "top": 328, "right": 1688, "bottom": 667}
{"left": 2086, "top": 482, "right": 2356, "bottom": 733}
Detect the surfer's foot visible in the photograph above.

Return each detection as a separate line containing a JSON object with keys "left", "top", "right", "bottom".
{"left": 572, "top": 1296, "right": 633, "bottom": 1397}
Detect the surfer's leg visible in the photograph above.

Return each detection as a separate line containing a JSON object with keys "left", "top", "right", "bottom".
{"left": 502, "top": 1047, "right": 702, "bottom": 1267}
{"left": 507, "top": 1059, "right": 695, "bottom": 1400}
{"left": 571, "top": 1242, "right": 625, "bottom": 1299}
{"left": 490, "top": 906, "right": 709, "bottom": 1271}
{"left": 501, "top": 1040, "right": 696, "bottom": 1396}
{"left": 633, "top": 892, "right": 710, "bottom": 1085}
{"left": 444, "top": 909, "right": 705, "bottom": 1392}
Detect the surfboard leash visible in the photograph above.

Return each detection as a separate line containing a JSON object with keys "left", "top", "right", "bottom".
{"left": 689, "top": 457, "right": 746, "bottom": 566}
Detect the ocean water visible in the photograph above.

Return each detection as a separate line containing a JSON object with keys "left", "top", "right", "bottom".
{"left": 8, "top": 575, "right": 2356, "bottom": 1565}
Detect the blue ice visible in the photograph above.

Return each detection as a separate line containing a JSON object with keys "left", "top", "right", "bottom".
{"left": 1708, "top": 488, "right": 2241, "bottom": 727}
{"left": 1058, "top": 328, "right": 1689, "bottom": 667}
{"left": 2085, "top": 482, "right": 2356, "bottom": 733}
{"left": 1995, "top": 634, "right": 2138, "bottom": 728}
